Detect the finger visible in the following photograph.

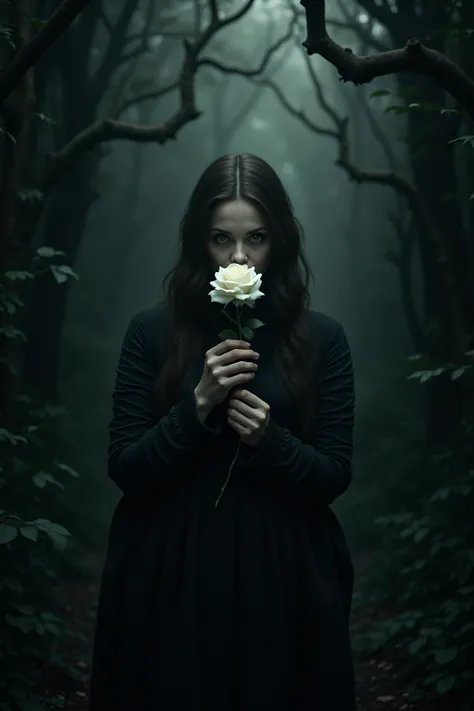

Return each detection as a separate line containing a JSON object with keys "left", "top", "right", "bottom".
{"left": 228, "top": 407, "right": 253, "bottom": 429}
{"left": 219, "top": 361, "right": 258, "bottom": 379}
{"left": 234, "top": 390, "right": 266, "bottom": 408}
{"left": 228, "top": 414, "right": 249, "bottom": 437}
{"left": 229, "top": 398, "right": 255, "bottom": 418}
{"left": 225, "top": 372, "right": 256, "bottom": 389}
{"left": 218, "top": 349, "right": 259, "bottom": 366}
{"left": 209, "top": 339, "right": 250, "bottom": 356}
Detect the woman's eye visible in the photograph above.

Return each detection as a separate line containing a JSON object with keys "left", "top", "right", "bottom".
{"left": 211, "top": 233, "right": 267, "bottom": 245}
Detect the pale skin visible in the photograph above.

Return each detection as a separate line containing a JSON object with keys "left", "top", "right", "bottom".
{"left": 227, "top": 388, "right": 270, "bottom": 448}
{"left": 205, "top": 199, "right": 272, "bottom": 447}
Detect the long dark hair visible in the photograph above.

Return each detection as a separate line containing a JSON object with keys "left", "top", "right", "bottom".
{"left": 157, "top": 153, "right": 317, "bottom": 439}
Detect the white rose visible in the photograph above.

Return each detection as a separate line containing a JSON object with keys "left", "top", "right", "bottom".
{"left": 209, "top": 263, "right": 264, "bottom": 306}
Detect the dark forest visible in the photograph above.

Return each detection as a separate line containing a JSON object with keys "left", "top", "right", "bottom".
{"left": 0, "top": 1, "right": 473, "bottom": 709}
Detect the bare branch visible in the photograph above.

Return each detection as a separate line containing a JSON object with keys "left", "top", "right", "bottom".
{"left": 46, "top": 0, "right": 256, "bottom": 183}
{"left": 197, "top": 10, "right": 298, "bottom": 77}
{"left": 0, "top": 0, "right": 93, "bottom": 104}
{"left": 116, "top": 0, "right": 157, "bottom": 68}
{"left": 110, "top": 10, "right": 175, "bottom": 119}
{"left": 117, "top": 2, "right": 296, "bottom": 119}
{"left": 357, "top": 88, "right": 398, "bottom": 173}
{"left": 209, "top": 0, "right": 219, "bottom": 25}
{"left": 220, "top": 37, "right": 294, "bottom": 149}
{"left": 117, "top": 78, "right": 179, "bottom": 117}
{"left": 115, "top": 46, "right": 146, "bottom": 67}
{"left": 244, "top": 68, "right": 469, "bottom": 355}
{"left": 299, "top": 0, "right": 474, "bottom": 123}
{"left": 99, "top": 8, "right": 113, "bottom": 34}
{"left": 90, "top": 0, "right": 137, "bottom": 101}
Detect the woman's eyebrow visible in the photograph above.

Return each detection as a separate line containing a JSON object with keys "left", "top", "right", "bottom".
{"left": 210, "top": 227, "right": 266, "bottom": 235}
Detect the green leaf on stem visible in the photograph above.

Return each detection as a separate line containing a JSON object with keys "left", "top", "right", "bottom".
{"left": 436, "top": 676, "right": 456, "bottom": 694}
{"left": 20, "top": 526, "right": 39, "bottom": 543}
{"left": 244, "top": 318, "right": 264, "bottom": 329}
{"left": 0, "top": 523, "right": 18, "bottom": 544}
{"left": 35, "top": 246, "right": 66, "bottom": 259}
{"left": 219, "top": 329, "right": 238, "bottom": 340}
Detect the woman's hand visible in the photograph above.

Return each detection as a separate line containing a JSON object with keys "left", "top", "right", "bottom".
{"left": 194, "top": 339, "right": 259, "bottom": 415}
{"left": 227, "top": 389, "right": 270, "bottom": 447}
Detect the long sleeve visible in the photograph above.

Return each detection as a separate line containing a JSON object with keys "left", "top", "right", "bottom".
{"left": 108, "top": 313, "right": 218, "bottom": 496}
{"left": 237, "top": 323, "right": 355, "bottom": 506}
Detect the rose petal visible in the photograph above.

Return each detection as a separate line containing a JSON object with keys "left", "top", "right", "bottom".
{"left": 210, "top": 264, "right": 264, "bottom": 305}
{"left": 209, "top": 290, "right": 234, "bottom": 304}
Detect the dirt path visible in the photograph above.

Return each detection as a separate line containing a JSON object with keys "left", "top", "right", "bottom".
{"left": 36, "top": 559, "right": 471, "bottom": 711}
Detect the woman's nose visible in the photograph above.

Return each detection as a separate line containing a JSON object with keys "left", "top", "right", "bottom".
{"left": 231, "top": 249, "right": 248, "bottom": 265}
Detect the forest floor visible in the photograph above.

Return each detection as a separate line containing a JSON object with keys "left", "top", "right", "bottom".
{"left": 35, "top": 554, "right": 471, "bottom": 711}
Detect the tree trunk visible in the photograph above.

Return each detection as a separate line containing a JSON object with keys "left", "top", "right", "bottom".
{"left": 22, "top": 4, "right": 100, "bottom": 401}
{"left": 354, "top": 0, "right": 474, "bottom": 442}
{"left": 410, "top": 78, "right": 472, "bottom": 322}
{"left": 0, "top": 0, "right": 35, "bottom": 427}
{"left": 22, "top": 153, "right": 97, "bottom": 400}
{"left": 397, "top": 74, "right": 473, "bottom": 442}
{"left": 458, "top": 5, "right": 474, "bottom": 247}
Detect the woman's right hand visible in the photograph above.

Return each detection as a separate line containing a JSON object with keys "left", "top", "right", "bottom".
{"left": 194, "top": 339, "right": 259, "bottom": 414}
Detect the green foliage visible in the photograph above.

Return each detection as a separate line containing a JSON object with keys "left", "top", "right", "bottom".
{"left": 0, "top": 513, "right": 72, "bottom": 549}
{"left": 0, "top": 398, "right": 81, "bottom": 709}
{"left": 33, "top": 112, "right": 56, "bottom": 127}
{"left": 384, "top": 102, "right": 462, "bottom": 117}
{"left": 219, "top": 307, "right": 265, "bottom": 341}
{"left": 369, "top": 88, "right": 468, "bottom": 121}
{"left": 218, "top": 328, "right": 239, "bottom": 339}
{"left": 449, "top": 135, "right": 474, "bottom": 148}
{"left": 17, "top": 189, "right": 43, "bottom": 205}
{"left": 353, "top": 420, "right": 474, "bottom": 702}
{"left": 0, "top": 24, "right": 14, "bottom": 49}
{"left": 32, "top": 246, "right": 79, "bottom": 285}
{"left": 0, "top": 248, "right": 81, "bottom": 710}
{"left": 1, "top": 246, "right": 78, "bottom": 330}
{"left": 406, "top": 350, "right": 474, "bottom": 384}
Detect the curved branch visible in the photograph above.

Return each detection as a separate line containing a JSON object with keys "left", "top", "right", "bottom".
{"left": 116, "top": 6, "right": 297, "bottom": 129}
{"left": 110, "top": 13, "right": 175, "bottom": 120}
{"left": 239, "top": 71, "right": 468, "bottom": 355}
{"left": 117, "top": 79, "right": 180, "bottom": 118}
{"left": 90, "top": 0, "right": 138, "bottom": 102}
{"left": 113, "top": 0, "right": 159, "bottom": 71}
{"left": 45, "top": 0, "right": 256, "bottom": 185}
{"left": 299, "top": 0, "right": 474, "bottom": 122}
{"left": 197, "top": 9, "right": 299, "bottom": 77}
{"left": 0, "top": 0, "right": 93, "bottom": 104}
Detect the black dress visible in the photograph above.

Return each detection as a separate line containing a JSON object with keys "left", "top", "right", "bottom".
{"left": 89, "top": 300, "right": 356, "bottom": 711}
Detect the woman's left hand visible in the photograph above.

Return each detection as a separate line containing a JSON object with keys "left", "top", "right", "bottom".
{"left": 227, "top": 389, "right": 270, "bottom": 447}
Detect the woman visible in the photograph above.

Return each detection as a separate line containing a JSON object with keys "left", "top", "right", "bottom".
{"left": 89, "top": 154, "right": 356, "bottom": 711}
